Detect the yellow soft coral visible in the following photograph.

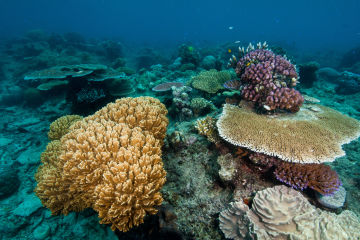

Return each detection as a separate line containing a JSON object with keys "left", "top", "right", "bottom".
{"left": 35, "top": 97, "right": 168, "bottom": 232}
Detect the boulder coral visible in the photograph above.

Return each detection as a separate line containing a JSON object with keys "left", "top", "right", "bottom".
{"left": 35, "top": 97, "right": 168, "bottom": 232}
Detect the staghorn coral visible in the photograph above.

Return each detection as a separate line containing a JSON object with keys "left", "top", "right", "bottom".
{"left": 274, "top": 161, "right": 341, "bottom": 195}
{"left": 219, "top": 185, "right": 360, "bottom": 240}
{"left": 191, "top": 69, "right": 233, "bottom": 94}
{"left": 35, "top": 97, "right": 168, "bottom": 232}
{"left": 217, "top": 102, "right": 360, "bottom": 163}
{"left": 47, "top": 115, "right": 83, "bottom": 140}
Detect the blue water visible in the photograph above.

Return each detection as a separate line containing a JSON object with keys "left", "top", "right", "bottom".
{"left": 1, "top": 1, "right": 360, "bottom": 239}
{"left": 1, "top": 0, "right": 359, "bottom": 50}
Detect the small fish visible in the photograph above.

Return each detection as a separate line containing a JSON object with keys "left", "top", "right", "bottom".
{"left": 228, "top": 49, "right": 232, "bottom": 53}
{"left": 223, "top": 79, "right": 242, "bottom": 90}
{"left": 228, "top": 26, "right": 234, "bottom": 30}
{"left": 234, "top": 40, "right": 241, "bottom": 44}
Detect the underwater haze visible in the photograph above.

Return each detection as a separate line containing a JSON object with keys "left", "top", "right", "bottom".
{"left": 1, "top": 0, "right": 360, "bottom": 50}
{"left": 1, "top": 0, "right": 360, "bottom": 239}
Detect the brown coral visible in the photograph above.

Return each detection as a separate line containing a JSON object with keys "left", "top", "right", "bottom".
{"left": 217, "top": 102, "right": 360, "bottom": 163}
{"left": 48, "top": 115, "right": 83, "bottom": 140}
{"left": 35, "top": 97, "right": 168, "bottom": 232}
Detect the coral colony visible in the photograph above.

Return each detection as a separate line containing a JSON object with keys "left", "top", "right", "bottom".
{"left": 2, "top": 31, "right": 360, "bottom": 239}
{"left": 228, "top": 43, "right": 303, "bottom": 112}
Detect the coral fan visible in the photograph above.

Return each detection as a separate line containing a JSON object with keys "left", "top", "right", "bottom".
{"left": 217, "top": 103, "right": 360, "bottom": 163}
{"left": 219, "top": 185, "right": 360, "bottom": 240}
{"left": 233, "top": 48, "right": 303, "bottom": 112}
{"left": 35, "top": 97, "right": 168, "bottom": 232}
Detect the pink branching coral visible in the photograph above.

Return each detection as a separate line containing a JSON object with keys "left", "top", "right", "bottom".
{"left": 248, "top": 152, "right": 341, "bottom": 195}
{"left": 234, "top": 49, "right": 304, "bottom": 112}
{"left": 274, "top": 161, "right": 341, "bottom": 195}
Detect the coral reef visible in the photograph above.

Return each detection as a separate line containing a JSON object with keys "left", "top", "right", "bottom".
{"left": 35, "top": 97, "right": 168, "bottom": 232}
{"left": 191, "top": 69, "right": 233, "bottom": 94}
{"left": 217, "top": 102, "right": 360, "bottom": 163}
{"left": 232, "top": 47, "right": 303, "bottom": 112}
{"left": 219, "top": 185, "right": 360, "bottom": 240}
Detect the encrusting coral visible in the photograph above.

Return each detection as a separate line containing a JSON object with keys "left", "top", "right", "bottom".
{"left": 219, "top": 185, "right": 360, "bottom": 240}
{"left": 47, "top": 115, "right": 83, "bottom": 140}
{"left": 217, "top": 102, "right": 360, "bottom": 163}
{"left": 35, "top": 97, "right": 169, "bottom": 232}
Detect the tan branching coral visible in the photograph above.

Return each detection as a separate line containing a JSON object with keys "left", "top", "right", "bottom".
{"left": 217, "top": 102, "right": 360, "bottom": 163}
{"left": 195, "top": 116, "right": 219, "bottom": 143}
{"left": 35, "top": 97, "right": 168, "bottom": 232}
{"left": 48, "top": 115, "right": 83, "bottom": 140}
{"left": 191, "top": 69, "right": 233, "bottom": 94}
{"left": 219, "top": 185, "right": 360, "bottom": 240}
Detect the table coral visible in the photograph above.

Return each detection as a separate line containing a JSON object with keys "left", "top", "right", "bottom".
{"left": 35, "top": 97, "right": 168, "bottom": 232}
{"left": 217, "top": 102, "right": 360, "bottom": 163}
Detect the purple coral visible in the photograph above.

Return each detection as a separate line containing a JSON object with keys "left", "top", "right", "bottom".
{"left": 248, "top": 152, "right": 341, "bottom": 195}
{"left": 235, "top": 49, "right": 303, "bottom": 112}
{"left": 274, "top": 161, "right": 341, "bottom": 195}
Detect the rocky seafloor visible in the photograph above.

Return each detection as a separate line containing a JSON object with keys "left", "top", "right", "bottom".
{"left": 0, "top": 31, "right": 360, "bottom": 239}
